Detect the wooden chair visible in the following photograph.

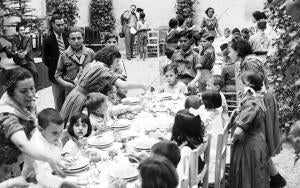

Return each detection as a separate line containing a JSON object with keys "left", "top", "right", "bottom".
{"left": 223, "top": 92, "right": 238, "bottom": 116}
{"left": 147, "top": 30, "right": 159, "bottom": 57}
{"left": 158, "top": 29, "right": 168, "bottom": 55}
{"left": 189, "top": 135, "right": 211, "bottom": 188}
{"left": 214, "top": 122, "right": 230, "bottom": 188}
{"left": 179, "top": 155, "right": 190, "bottom": 188}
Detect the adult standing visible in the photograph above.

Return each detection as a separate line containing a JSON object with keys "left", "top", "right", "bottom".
{"left": 122, "top": 5, "right": 138, "bottom": 60}
{"left": 0, "top": 67, "right": 66, "bottom": 182}
{"left": 229, "top": 71, "right": 269, "bottom": 188}
{"left": 200, "top": 7, "right": 222, "bottom": 38}
{"left": 60, "top": 46, "right": 147, "bottom": 122}
{"left": 227, "top": 36, "right": 268, "bottom": 101}
{"left": 7, "top": 22, "right": 38, "bottom": 86}
{"left": 42, "top": 14, "right": 69, "bottom": 111}
{"left": 228, "top": 36, "right": 285, "bottom": 187}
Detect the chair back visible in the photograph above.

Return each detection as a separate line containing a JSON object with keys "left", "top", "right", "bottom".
{"left": 189, "top": 135, "right": 211, "bottom": 188}
{"left": 179, "top": 155, "right": 190, "bottom": 188}
{"left": 223, "top": 92, "right": 238, "bottom": 116}
{"left": 147, "top": 30, "right": 159, "bottom": 57}
{"left": 214, "top": 122, "right": 230, "bottom": 188}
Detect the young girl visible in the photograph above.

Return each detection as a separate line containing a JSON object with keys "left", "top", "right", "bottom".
{"left": 171, "top": 109, "right": 205, "bottom": 150}
{"left": 171, "top": 109, "right": 205, "bottom": 177}
{"left": 160, "top": 64, "right": 187, "bottom": 95}
{"left": 63, "top": 113, "right": 92, "bottom": 156}
{"left": 83, "top": 92, "right": 108, "bottom": 132}
{"left": 196, "top": 90, "right": 223, "bottom": 134}
{"left": 137, "top": 12, "right": 150, "bottom": 60}
{"left": 102, "top": 84, "right": 142, "bottom": 120}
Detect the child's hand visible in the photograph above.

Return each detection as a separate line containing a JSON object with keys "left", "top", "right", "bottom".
{"left": 7, "top": 176, "right": 29, "bottom": 188}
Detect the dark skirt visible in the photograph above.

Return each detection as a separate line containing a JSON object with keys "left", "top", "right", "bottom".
{"left": 229, "top": 132, "right": 270, "bottom": 188}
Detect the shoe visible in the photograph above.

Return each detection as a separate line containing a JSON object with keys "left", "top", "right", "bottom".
{"left": 127, "top": 57, "right": 131, "bottom": 60}
{"left": 270, "top": 173, "right": 286, "bottom": 188}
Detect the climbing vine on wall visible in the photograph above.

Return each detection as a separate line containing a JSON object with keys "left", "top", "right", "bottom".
{"left": 90, "top": 0, "right": 115, "bottom": 32}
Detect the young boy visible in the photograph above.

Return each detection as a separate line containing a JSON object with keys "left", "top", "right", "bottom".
{"left": 137, "top": 12, "right": 150, "bottom": 60}
{"left": 220, "top": 43, "right": 236, "bottom": 92}
{"left": 198, "top": 32, "right": 216, "bottom": 92}
{"left": 55, "top": 26, "right": 95, "bottom": 96}
{"left": 105, "top": 33, "right": 127, "bottom": 81}
{"left": 171, "top": 30, "right": 202, "bottom": 87}
{"left": 23, "top": 108, "right": 78, "bottom": 188}
{"left": 105, "top": 33, "right": 119, "bottom": 47}
{"left": 151, "top": 141, "right": 181, "bottom": 168}
{"left": 206, "top": 75, "right": 229, "bottom": 124}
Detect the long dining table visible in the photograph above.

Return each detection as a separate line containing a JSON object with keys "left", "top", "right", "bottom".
{"left": 29, "top": 93, "right": 186, "bottom": 188}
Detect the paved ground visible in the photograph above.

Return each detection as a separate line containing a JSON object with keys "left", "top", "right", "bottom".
{"left": 35, "top": 56, "right": 300, "bottom": 188}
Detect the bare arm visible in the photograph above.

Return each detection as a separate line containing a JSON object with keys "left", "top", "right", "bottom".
{"left": 115, "top": 78, "right": 146, "bottom": 90}
{"left": 11, "top": 131, "right": 53, "bottom": 162}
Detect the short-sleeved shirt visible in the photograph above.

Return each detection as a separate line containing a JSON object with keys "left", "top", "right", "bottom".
{"left": 171, "top": 49, "right": 201, "bottom": 78}
{"left": 161, "top": 81, "right": 187, "bottom": 94}
{"left": 0, "top": 113, "right": 35, "bottom": 166}
{"left": 199, "top": 44, "right": 215, "bottom": 70}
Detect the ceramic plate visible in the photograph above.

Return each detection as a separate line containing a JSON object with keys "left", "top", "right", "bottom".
{"left": 112, "top": 119, "right": 132, "bottom": 128}
{"left": 65, "top": 156, "right": 89, "bottom": 171}
{"left": 133, "top": 137, "right": 159, "bottom": 150}
{"left": 109, "top": 164, "right": 138, "bottom": 180}
{"left": 87, "top": 135, "right": 114, "bottom": 146}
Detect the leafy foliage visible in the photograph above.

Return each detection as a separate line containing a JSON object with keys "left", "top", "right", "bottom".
{"left": 265, "top": 4, "right": 300, "bottom": 130}
{"left": 90, "top": 0, "right": 115, "bottom": 32}
{"left": 46, "top": 0, "right": 79, "bottom": 26}
{"left": 1, "top": 0, "right": 46, "bottom": 35}
{"left": 175, "top": 0, "right": 198, "bottom": 20}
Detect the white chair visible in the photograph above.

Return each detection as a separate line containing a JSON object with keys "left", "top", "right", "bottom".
{"left": 214, "top": 122, "right": 230, "bottom": 188}
{"left": 223, "top": 92, "right": 238, "bottom": 115}
{"left": 147, "top": 30, "right": 159, "bottom": 57}
{"left": 189, "top": 135, "right": 211, "bottom": 188}
{"left": 179, "top": 155, "right": 190, "bottom": 188}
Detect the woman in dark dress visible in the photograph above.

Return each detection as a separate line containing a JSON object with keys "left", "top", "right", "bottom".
{"left": 0, "top": 68, "right": 65, "bottom": 182}
{"left": 60, "top": 46, "right": 147, "bottom": 123}
{"left": 230, "top": 71, "right": 269, "bottom": 188}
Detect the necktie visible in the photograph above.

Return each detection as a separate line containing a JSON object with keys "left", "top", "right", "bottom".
{"left": 57, "top": 35, "right": 65, "bottom": 55}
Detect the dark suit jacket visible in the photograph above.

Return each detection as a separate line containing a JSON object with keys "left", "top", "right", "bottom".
{"left": 8, "top": 34, "right": 34, "bottom": 65}
{"left": 42, "top": 31, "right": 69, "bottom": 83}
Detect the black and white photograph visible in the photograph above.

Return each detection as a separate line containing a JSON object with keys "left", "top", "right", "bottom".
{"left": 0, "top": 0, "right": 300, "bottom": 187}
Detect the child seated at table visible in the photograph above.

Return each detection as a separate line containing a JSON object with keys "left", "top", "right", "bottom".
{"left": 171, "top": 109, "right": 205, "bottom": 173}
{"left": 197, "top": 90, "right": 223, "bottom": 134}
{"left": 171, "top": 109, "right": 205, "bottom": 149}
{"left": 63, "top": 113, "right": 92, "bottom": 156}
{"left": 23, "top": 108, "right": 78, "bottom": 188}
{"left": 184, "top": 95, "right": 202, "bottom": 109}
{"left": 160, "top": 64, "right": 187, "bottom": 95}
{"left": 83, "top": 92, "right": 109, "bottom": 132}
{"left": 150, "top": 140, "right": 181, "bottom": 168}
{"left": 206, "top": 75, "right": 229, "bottom": 125}
{"left": 115, "top": 86, "right": 128, "bottom": 104}
{"left": 138, "top": 156, "right": 179, "bottom": 188}
{"left": 102, "top": 84, "right": 142, "bottom": 120}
